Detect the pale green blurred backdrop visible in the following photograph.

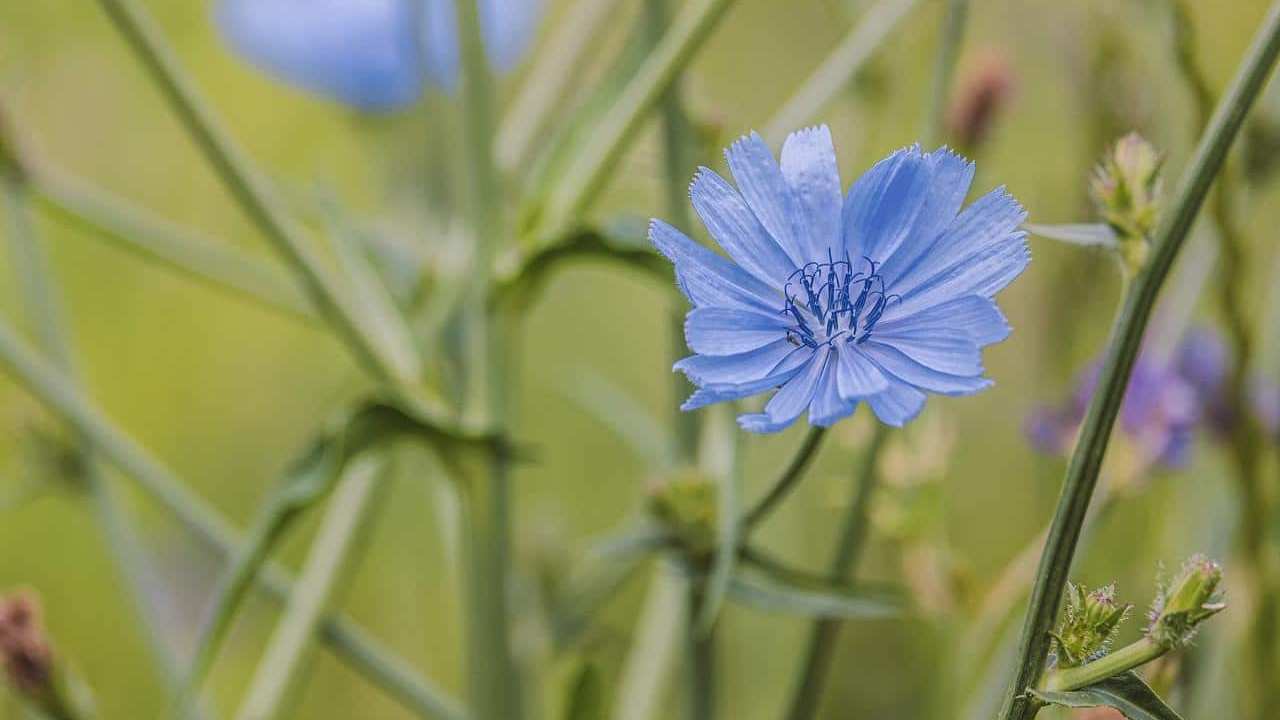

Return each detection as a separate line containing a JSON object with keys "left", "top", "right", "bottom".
{"left": 0, "top": 0, "right": 1276, "bottom": 717}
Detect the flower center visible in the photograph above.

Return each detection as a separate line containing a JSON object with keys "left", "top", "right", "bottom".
{"left": 781, "top": 253, "right": 897, "bottom": 349}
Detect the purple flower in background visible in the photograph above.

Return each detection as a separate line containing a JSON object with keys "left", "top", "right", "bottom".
{"left": 1029, "top": 326, "right": 1279, "bottom": 469}
{"left": 1028, "top": 352, "right": 1198, "bottom": 468}
{"left": 652, "top": 127, "right": 1029, "bottom": 433}
{"left": 217, "top": 0, "right": 544, "bottom": 110}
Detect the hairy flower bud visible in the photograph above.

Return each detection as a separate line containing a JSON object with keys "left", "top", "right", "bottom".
{"left": 1091, "top": 133, "right": 1163, "bottom": 273}
{"left": 0, "top": 590, "right": 53, "bottom": 695}
{"left": 647, "top": 468, "right": 717, "bottom": 558}
{"left": 1147, "top": 555, "right": 1225, "bottom": 648}
{"left": 1052, "top": 582, "right": 1132, "bottom": 667}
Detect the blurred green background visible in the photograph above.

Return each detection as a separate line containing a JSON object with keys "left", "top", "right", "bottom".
{"left": 0, "top": 0, "right": 1277, "bottom": 717}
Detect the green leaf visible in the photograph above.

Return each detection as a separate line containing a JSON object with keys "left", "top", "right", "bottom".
{"left": 1025, "top": 222, "right": 1119, "bottom": 248}
{"left": 1029, "top": 672, "right": 1184, "bottom": 720}
{"left": 726, "top": 571, "right": 900, "bottom": 620}
{"left": 564, "top": 663, "right": 605, "bottom": 720}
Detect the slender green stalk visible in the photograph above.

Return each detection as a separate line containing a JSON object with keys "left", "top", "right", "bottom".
{"left": 33, "top": 170, "right": 313, "bottom": 321}
{"left": 234, "top": 456, "right": 390, "bottom": 720}
{"left": 0, "top": 317, "right": 462, "bottom": 719}
{"left": 996, "top": 6, "right": 1280, "bottom": 718}
{"left": 783, "top": 422, "right": 889, "bottom": 720}
{"left": 686, "top": 584, "right": 716, "bottom": 720}
{"left": 1168, "top": 5, "right": 1277, "bottom": 712}
{"left": 452, "top": 2, "right": 518, "bottom": 718}
{"left": 644, "top": 0, "right": 702, "bottom": 462}
{"left": 179, "top": 493, "right": 313, "bottom": 711}
{"left": 2, "top": 173, "right": 187, "bottom": 706}
{"left": 496, "top": 0, "right": 625, "bottom": 173}
{"left": 540, "top": 0, "right": 738, "bottom": 238}
{"left": 613, "top": 563, "right": 688, "bottom": 720}
{"left": 88, "top": 0, "right": 452, "bottom": 427}
{"left": 1040, "top": 637, "right": 1165, "bottom": 693}
{"left": 923, "top": 0, "right": 970, "bottom": 147}
{"left": 742, "top": 427, "right": 828, "bottom": 531}
{"left": 762, "top": 0, "right": 923, "bottom": 144}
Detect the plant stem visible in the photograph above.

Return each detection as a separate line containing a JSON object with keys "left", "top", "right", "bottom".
{"left": 1168, "top": 4, "right": 1278, "bottom": 712}
{"left": 89, "top": 0, "right": 452, "bottom": 427}
{"left": 32, "top": 170, "right": 314, "bottom": 321}
{"left": 234, "top": 455, "right": 390, "bottom": 720}
{"left": 996, "top": 6, "right": 1280, "bottom": 718}
{"left": 923, "top": 0, "right": 969, "bottom": 147}
{"left": 763, "top": 0, "right": 923, "bottom": 145}
{"left": 2, "top": 173, "right": 187, "bottom": 707}
{"left": 644, "top": 0, "right": 702, "bottom": 462}
{"left": 783, "top": 422, "right": 889, "bottom": 720}
{"left": 1040, "top": 637, "right": 1165, "bottom": 693}
{"left": 452, "top": 2, "right": 518, "bottom": 718}
{"left": 742, "top": 427, "right": 828, "bottom": 532}
{"left": 541, "top": 0, "right": 738, "bottom": 238}
{"left": 0, "top": 317, "right": 462, "bottom": 719}
{"left": 685, "top": 580, "right": 716, "bottom": 720}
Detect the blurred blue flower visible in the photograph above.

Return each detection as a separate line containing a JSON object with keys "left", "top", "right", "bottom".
{"left": 1175, "top": 326, "right": 1280, "bottom": 441}
{"left": 651, "top": 127, "right": 1029, "bottom": 433}
{"left": 217, "top": 0, "right": 543, "bottom": 110}
{"left": 1027, "top": 337, "right": 1206, "bottom": 469}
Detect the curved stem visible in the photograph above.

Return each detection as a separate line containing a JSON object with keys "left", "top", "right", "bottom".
{"left": 742, "top": 427, "right": 829, "bottom": 532}
{"left": 783, "top": 423, "right": 889, "bottom": 720}
{"left": 996, "top": 6, "right": 1280, "bottom": 718}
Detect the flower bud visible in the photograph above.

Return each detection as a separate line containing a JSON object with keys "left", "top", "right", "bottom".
{"left": 647, "top": 468, "right": 717, "bottom": 558}
{"left": 1052, "top": 582, "right": 1132, "bottom": 667}
{"left": 1147, "top": 554, "right": 1225, "bottom": 648}
{"left": 0, "top": 590, "right": 94, "bottom": 719}
{"left": 1090, "top": 133, "right": 1163, "bottom": 273}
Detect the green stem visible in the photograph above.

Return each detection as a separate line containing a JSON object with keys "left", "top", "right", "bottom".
{"left": 645, "top": 0, "right": 701, "bottom": 462}
{"left": 762, "top": 0, "right": 923, "bottom": 144}
{"left": 32, "top": 170, "right": 313, "bottom": 321}
{"left": 1040, "top": 637, "right": 1165, "bottom": 693}
{"left": 742, "top": 427, "right": 828, "bottom": 532}
{"left": 2, "top": 172, "right": 188, "bottom": 707}
{"left": 923, "top": 0, "right": 970, "bottom": 147}
{"left": 685, "top": 581, "right": 715, "bottom": 720}
{"left": 1168, "top": 4, "right": 1277, "bottom": 712}
{"left": 234, "top": 456, "right": 390, "bottom": 720}
{"left": 996, "top": 6, "right": 1280, "bottom": 718}
{"left": 0, "top": 316, "right": 462, "bottom": 719}
{"left": 89, "top": 0, "right": 451, "bottom": 427}
{"left": 783, "top": 423, "right": 889, "bottom": 720}
{"left": 453, "top": 1, "right": 518, "bottom": 718}
{"left": 540, "top": 0, "right": 738, "bottom": 238}
{"left": 179, "top": 493, "right": 312, "bottom": 711}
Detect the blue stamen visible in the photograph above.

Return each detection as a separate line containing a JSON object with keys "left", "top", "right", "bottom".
{"left": 782, "top": 256, "right": 889, "bottom": 349}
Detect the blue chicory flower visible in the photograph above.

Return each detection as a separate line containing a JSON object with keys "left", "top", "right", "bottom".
{"left": 217, "top": 0, "right": 543, "bottom": 110}
{"left": 651, "top": 127, "right": 1029, "bottom": 433}
{"left": 1175, "top": 326, "right": 1280, "bottom": 441}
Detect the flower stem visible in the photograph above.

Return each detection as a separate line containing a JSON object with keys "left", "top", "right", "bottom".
{"left": 996, "top": 6, "right": 1280, "bottom": 718}
{"left": 541, "top": 0, "right": 738, "bottom": 238}
{"left": 644, "top": 0, "right": 702, "bottom": 463}
{"left": 923, "top": 0, "right": 970, "bottom": 147}
{"left": 233, "top": 456, "right": 390, "bottom": 720}
{"left": 685, "top": 580, "right": 716, "bottom": 720}
{"left": 1040, "top": 637, "right": 1165, "bottom": 693}
{"left": 783, "top": 422, "right": 889, "bottom": 720}
{"left": 452, "top": 2, "right": 519, "bottom": 719}
{"left": 743, "top": 427, "right": 828, "bottom": 531}
{"left": 0, "top": 317, "right": 462, "bottom": 719}
{"left": 2, "top": 172, "right": 188, "bottom": 708}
